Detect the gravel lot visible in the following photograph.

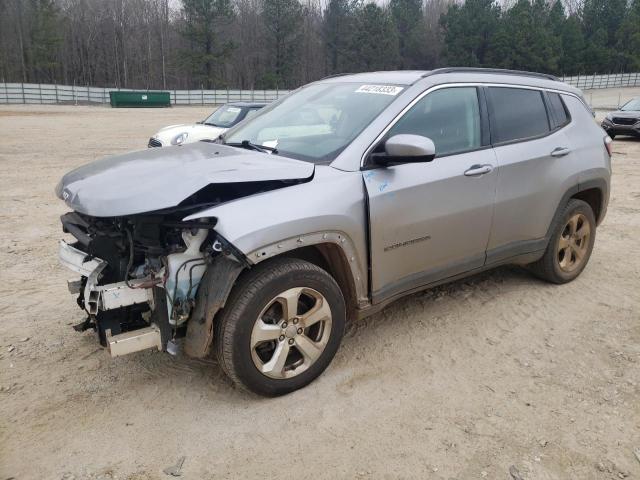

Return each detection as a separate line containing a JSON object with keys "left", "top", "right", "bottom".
{"left": 0, "top": 103, "right": 639, "bottom": 480}
{"left": 585, "top": 86, "right": 640, "bottom": 110}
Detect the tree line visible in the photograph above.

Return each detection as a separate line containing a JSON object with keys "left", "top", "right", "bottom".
{"left": 0, "top": 0, "right": 639, "bottom": 91}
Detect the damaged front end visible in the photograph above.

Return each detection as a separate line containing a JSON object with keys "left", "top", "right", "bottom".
{"left": 55, "top": 142, "right": 315, "bottom": 358}
{"left": 59, "top": 209, "right": 244, "bottom": 358}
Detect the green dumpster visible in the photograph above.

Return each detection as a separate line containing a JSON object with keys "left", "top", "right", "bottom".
{"left": 109, "top": 91, "right": 171, "bottom": 108}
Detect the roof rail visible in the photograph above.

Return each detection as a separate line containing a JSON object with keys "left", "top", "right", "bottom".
{"left": 320, "top": 72, "right": 353, "bottom": 80}
{"left": 423, "top": 67, "right": 560, "bottom": 82}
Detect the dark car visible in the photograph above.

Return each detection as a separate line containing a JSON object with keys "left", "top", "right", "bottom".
{"left": 601, "top": 97, "right": 640, "bottom": 139}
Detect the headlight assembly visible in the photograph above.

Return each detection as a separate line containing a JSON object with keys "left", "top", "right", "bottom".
{"left": 171, "top": 132, "right": 189, "bottom": 145}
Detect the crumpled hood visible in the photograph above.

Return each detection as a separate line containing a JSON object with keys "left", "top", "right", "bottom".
{"left": 56, "top": 142, "right": 314, "bottom": 217}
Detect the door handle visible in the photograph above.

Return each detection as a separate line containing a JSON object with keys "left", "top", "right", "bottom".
{"left": 551, "top": 147, "right": 571, "bottom": 157}
{"left": 464, "top": 164, "right": 493, "bottom": 177}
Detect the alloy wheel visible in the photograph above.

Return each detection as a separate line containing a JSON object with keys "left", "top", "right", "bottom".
{"left": 557, "top": 213, "right": 591, "bottom": 273}
{"left": 250, "top": 287, "right": 332, "bottom": 379}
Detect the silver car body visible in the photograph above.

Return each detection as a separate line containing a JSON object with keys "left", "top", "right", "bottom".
{"left": 56, "top": 69, "right": 611, "bottom": 357}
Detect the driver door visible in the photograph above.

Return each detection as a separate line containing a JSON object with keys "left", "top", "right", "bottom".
{"left": 364, "top": 86, "right": 497, "bottom": 302}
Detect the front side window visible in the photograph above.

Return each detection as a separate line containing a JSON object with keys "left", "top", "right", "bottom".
{"left": 489, "top": 87, "right": 550, "bottom": 143}
{"left": 386, "top": 87, "right": 481, "bottom": 157}
{"left": 225, "top": 83, "right": 404, "bottom": 163}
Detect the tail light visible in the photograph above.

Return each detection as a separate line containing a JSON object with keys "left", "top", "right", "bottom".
{"left": 604, "top": 136, "right": 613, "bottom": 157}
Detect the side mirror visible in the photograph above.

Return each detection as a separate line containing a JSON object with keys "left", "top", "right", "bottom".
{"left": 373, "top": 134, "right": 436, "bottom": 166}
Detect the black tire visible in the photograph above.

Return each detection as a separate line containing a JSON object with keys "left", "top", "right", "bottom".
{"left": 528, "top": 199, "right": 596, "bottom": 284}
{"left": 214, "top": 257, "right": 346, "bottom": 396}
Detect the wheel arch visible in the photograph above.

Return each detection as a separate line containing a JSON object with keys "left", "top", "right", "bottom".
{"left": 570, "top": 186, "right": 605, "bottom": 225}
{"left": 550, "top": 178, "right": 608, "bottom": 239}
{"left": 280, "top": 243, "right": 360, "bottom": 322}
{"left": 247, "top": 232, "right": 368, "bottom": 312}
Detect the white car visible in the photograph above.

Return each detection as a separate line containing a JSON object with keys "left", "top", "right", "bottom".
{"left": 148, "top": 102, "right": 266, "bottom": 147}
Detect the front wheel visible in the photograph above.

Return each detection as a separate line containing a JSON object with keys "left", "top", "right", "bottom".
{"left": 528, "top": 199, "right": 596, "bottom": 284}
{"left": 215, "top": 258, "right": 346, "bottom": 396}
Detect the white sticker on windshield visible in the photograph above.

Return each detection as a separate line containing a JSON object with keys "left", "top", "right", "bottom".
{"left": 227, "top": 107, "right": 241, "bottom": 112}
{"left": 262, "top": 140, "right": 278, "bottom": 149}
{"left": 355, "top": 85, "right": 404, "bottom": 96}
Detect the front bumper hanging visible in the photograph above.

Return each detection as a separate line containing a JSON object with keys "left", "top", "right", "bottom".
{"left": 58, "top": 240, "right": 162, "bottom": 356}
{"left": 59, "top": 240, "right": 155, "bottom": 315}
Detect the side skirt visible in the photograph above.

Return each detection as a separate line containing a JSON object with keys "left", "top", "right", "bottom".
{"left": 358, "top": 246, "right": 544, "bottom": 321}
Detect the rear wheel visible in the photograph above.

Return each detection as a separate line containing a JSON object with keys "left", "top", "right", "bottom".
{"left": 215, "top": 257, "right": 345, "bottom": 396}
{"left": 528, "top": 199, "right": 596, "bottom": 284}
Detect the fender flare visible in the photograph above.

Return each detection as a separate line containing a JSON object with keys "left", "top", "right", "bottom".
{"left": 246, "top": 230, "right": 369, "bottom": 307}
{"left": 546, "top": 177, "right": 608, "bottom": 236}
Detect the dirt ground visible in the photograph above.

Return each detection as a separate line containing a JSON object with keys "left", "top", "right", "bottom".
{"left": 0, "top": 103, "right": 639, "bottom": 480}
{"left": 585, "top": 86, "right": 640, "bottom": 109}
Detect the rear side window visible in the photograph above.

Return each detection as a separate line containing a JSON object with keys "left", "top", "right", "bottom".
{"left": 547, "top": 92, "right": 570, "bottom": 128}
{"left": 489, "top": 87, "right": 550, "bottom": 143}
{"left": 388, "top": 87, "right": 481, "bottom": 157}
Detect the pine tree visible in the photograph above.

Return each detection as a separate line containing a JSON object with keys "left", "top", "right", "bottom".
{"left": 262, "top": 0, "right": 304, "bottom": 88}
{"left": 350, "top": 3, "right": 399, "bottom": 72}
{"left": 390, "top": 0, "right": 426, "bottom": 69}
{"left": 560, "top": 15, "right": 586, "bottom": 74}
{"left": 440, "top": 0, "right": 501, "bottom": 66}
{"left": 485, "top": 0, "right": 560, "bottom": 73}
{"left": 181, "top": 0, "right": 234, "bottom": 88}
{"left": 582, "top": 0, "right": 627, "bottom": 71}
{"left": 324, "top": 0, "right": 356, "bottom": 74}
{"left": 29, "top": 0, "right": 61, "bottom": 82}
{"left": 616, "top": 0, "right": 640, "bottom": 71}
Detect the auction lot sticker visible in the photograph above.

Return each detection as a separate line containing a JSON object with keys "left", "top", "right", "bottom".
{"left": 355, "top": 85, "right": 404, "bottom": 96}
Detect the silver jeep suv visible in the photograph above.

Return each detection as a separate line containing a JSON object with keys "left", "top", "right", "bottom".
{"left": 56, "top": 68, "right": 612, "bottom": 396}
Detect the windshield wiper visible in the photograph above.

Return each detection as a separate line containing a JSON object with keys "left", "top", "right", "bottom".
{"left": 226, "top": 140, "right": 278, "bottom": 154}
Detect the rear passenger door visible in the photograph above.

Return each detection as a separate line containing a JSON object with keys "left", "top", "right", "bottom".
{"left": 486, "top": 87, "right": 578, "bottom": 263}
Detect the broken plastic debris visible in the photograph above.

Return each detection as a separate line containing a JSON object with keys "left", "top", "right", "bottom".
{"left": 163, "top": 456, "right": 186, "bottom": 477}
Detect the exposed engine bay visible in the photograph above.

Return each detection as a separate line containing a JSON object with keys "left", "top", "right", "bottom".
{"left": 60, "top": 209, "right": 224, "bottom": 353}
{"left": 58, "top": 185, "right": 271, "bottom": 357}
{"left": 55, "top": 141, "right": 317, "bottom": 358}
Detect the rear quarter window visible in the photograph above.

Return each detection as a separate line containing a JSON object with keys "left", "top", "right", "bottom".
{"left": 488, "top": 87, "right": 550, "bottom": 144}
{"left": 547, "top": 92, "right": 570, "bottom": 129}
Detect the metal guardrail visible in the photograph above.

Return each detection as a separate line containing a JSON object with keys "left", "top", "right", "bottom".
{"left": 0, "top": 83, "right": 291, "bottom": 105}
{"left": 0, "top": 73, "right": 639, "bottom": 106}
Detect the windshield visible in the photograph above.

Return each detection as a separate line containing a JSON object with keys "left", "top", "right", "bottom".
{"left": 621, "top": 98, "right": 640, "bottom": 111}
{"left": 204, "top": 105, "right": 245, "bottom": 128}
{"left": 224, "top": 83, "right": 405, "bottom": 163}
